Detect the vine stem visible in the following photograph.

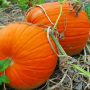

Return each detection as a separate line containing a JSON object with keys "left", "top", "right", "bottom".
{"left": 3, "top": 70, "right": 6, "bottom": 90}
{"left": 86, "top": 45, "right": 90, "bottom": 53}
{"left": 53, "top": 0, "right": 67, "bottom": 30}
{"left": 83, "top": 47, "right": 86, "bottom": 62}
{"left": 43, "top": 28, "right": 67, "bottom": 55}
{"left": 50, "top": 31, "right": 67, "bottom": 55}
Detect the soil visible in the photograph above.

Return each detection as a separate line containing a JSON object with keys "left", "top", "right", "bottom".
{"left": 0, "top": 2, "right": 90, "bottom": 90}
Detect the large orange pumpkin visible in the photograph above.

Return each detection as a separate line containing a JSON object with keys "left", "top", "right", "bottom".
{"left": 0, "top": 23, "right": 57, "bottom": 90}
{"left": 26, "top": 2, "right": 89, "bottom": 55}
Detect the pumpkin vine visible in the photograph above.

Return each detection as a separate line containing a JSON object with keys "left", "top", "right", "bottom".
{"left": 49, "top": 0, "right": 90, "bottom": 79}
{"left": 36, "top": 0, "right": 90, "bottom": 80}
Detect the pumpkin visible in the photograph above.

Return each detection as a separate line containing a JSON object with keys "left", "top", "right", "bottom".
{"left": 0, "top": 22, "right": 57, "bottom": 90}
{"left": 26, "top": 2, "right": 89, "bottom": 55}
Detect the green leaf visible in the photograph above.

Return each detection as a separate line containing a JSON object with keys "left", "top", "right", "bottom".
{"left": 0, "top": 59, "right": 10, "bottom": 72}
{"left": 18, "top": 0, "right": 28, "bottom": 4}
{"left": 0, "top": 80, "right": 3, "bottom": 86}
{"left": 31, "top": 1, "right": 35, "bottom": 6}
{"left": 38, "top": 0, "right": 45, "bottom": 4}
{"left": 0, "top": 75, "right": 10, "bottom": 83}
{"left": 72, "top": 64, "right": 90, "bottom": 76}
{"left": 0, "top": 14, "right": 2, "bottom": 17}
{"left": 60, "top": 0, "right": 64, "bottom": 1}
{"left": 0, "top": 3, "right": 8, "bottom": 8}
{"left": 21, "top": 4, "right": 29, "bottom": 10}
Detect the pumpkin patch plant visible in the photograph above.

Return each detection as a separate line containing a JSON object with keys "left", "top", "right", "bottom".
{"left": 26, "top": 1, "right": 89, "bottom": 55}
{"left": 0, "top": 59, "right": 10, "bottom": 86}
{"left": 0, "top": 22, "right": 57, "bottom": 90}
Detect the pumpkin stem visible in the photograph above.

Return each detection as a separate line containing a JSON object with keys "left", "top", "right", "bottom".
{"left": 7, "top": 57, "right": 14, "bottom": 66}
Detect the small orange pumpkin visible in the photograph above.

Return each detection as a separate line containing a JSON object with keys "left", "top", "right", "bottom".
{"left": 0, "top": 23, "right": 57, "bottom": 90}
{"left": 26, "top": 2, "right": 89, "bottom": 55}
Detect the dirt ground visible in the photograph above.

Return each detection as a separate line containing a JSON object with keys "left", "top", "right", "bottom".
{"left": 0, "top": 3, "right": 90, "bottom": 90}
